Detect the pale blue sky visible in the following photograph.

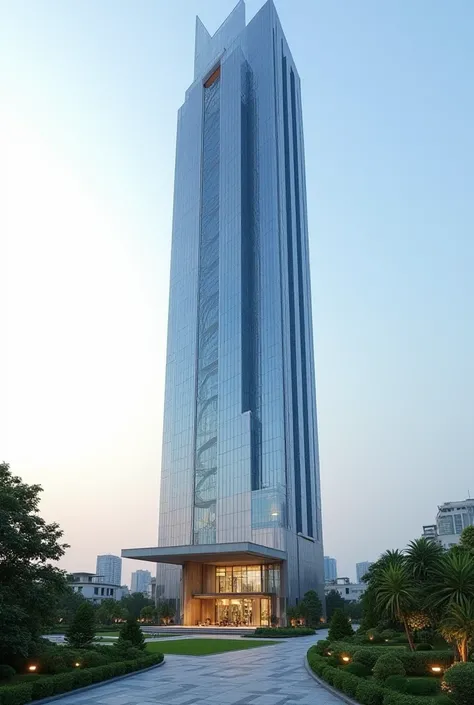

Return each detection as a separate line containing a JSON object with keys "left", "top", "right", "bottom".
{"left": 3, "top": 0, "right": 473, "bottom": 585}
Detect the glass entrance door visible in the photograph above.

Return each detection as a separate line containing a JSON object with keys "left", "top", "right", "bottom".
{"left": 215, "top": 598, "right": 256, "bottom": 626}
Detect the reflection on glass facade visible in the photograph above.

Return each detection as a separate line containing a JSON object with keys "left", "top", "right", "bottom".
{"left": 155, "top": 0, "right": 324, "bottom": 615}
{"left": 215, "top": 564, "right": 280, "bottom": 594}
{"left": 193, "top": 71, "right": 221, "bottom": 545}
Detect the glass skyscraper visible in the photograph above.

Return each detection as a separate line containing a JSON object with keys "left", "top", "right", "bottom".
{"left": 123, "top": 0, "right": 324, "bottom": 626}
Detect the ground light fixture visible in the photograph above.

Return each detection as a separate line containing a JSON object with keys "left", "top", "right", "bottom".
{"left": 75, "top": 663, "right": 81, "bottom": 667}
{"left": 28, "top": 665, "right": 37, "bottom": 672}
{"left": 431, "top": 666, "right": 442, "bottom": 673}
{"left": 342, "top": 656, "right": 350, "bottom": 663}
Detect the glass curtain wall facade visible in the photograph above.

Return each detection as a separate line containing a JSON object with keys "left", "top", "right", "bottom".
{"left": 132, "top": 0, "right": 324, "bottom": 624}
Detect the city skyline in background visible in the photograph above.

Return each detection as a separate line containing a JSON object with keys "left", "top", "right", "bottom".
{"left": 3, "top": 0, "right": 474, "bottom": 588}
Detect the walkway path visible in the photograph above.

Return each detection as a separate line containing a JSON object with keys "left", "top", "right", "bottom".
{"left": 53, "top": 631, "right": 344, "bottom": 705}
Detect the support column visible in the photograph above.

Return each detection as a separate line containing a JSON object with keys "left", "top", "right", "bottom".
{"left": 182, "top": 562, "right": 203, "bottom": 626}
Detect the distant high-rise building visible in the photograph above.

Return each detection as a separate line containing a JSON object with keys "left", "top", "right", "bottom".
{"left": 324, "top": 556, "right": 337, "bottom": 583}
{"left": 435, "top": 500, "right": 474, "bottom": 549}
{"left": 96, "top": 554, "right": 122, "bottom": 586}
{"left": 123, "top": 0, "right": 324, "bottom": 626}
{"left": 356, "top": 561, "right": 373, "bottom": 584}
{"left": 422, "top": 524, "right": 438, "bottom": 541}
{"left": 131, "top": 570, "right": 152, "bottom": 595}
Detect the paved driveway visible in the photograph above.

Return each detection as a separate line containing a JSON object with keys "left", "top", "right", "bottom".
{"left": 52, "top": 631, "right": 343, "bottom": 705}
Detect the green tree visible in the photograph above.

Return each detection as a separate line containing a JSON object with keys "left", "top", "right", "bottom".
{"left": 429, "top": 551, "right": 474, "bottom": 611}
{"left": 117, "top": 617, "right": 145, "bottom": 650}
{"left": 0, "top": 462, "right": 68, "bottom": 663}
{"left": 405, "top": 537, "right": 444, "bottom": 582}
{"left": 325, "top": 590, "right": 345, "bottom": 620}
{"left": 344, "top": 600, "right": 363, "bottom": 621}
{"left": 120, "top": 593, "right": 153, "bottom": 620}
{"left": 65, "top": 601, "right": 96, "bottom": 648}
{"left": 97, "top": 599, "right": 126, "bottom": 625}
{"left": 459, "top": 526, "right": 474, "bottom": 553}
{"left": 140, "top": 606, "right": 155, "bottom": 622}
{"left": 440, "top": 601, "right": 474, "bottom": 662}
{"left": 299, "top": 590, "right": 323, "bottom": 627}
{"left": 156, "top": 601, "right": 175, "bottom": 625}
{"left": 328, "top": 608, "right": 353, "bottom": 640}
{"left": 54, "top": 584, "right": 85, "bottom": 625}
{"left": 286, "top": 604, "right": 302, "bottom": 625}
{"left": 375, "top": 564, "right": 417, "bottom": 650}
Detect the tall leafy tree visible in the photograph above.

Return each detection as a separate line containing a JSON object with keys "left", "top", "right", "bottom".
{"left": 120, "top": 593, "right": 154, "bottom": 620}
{"left": 325, "top": 590, "right": 345, "bottom": 620}
{"left": 0, "top": 462, "right": 68, "bottom": 663}
{"left": 429, "top": 551, "right": 474, "bottom": 610}
{"left": 359, "top": 550, "right": 405, "bottom": 632}
{"left": 440, "top": 601, "right": 474, "bottom": 662}
{"left": 375, "top": 564, "right": 417, "bottom": 650}
{"left": 65, "top": 601, "right": 96, "bottom": 648}
{"left": 405, "top": 537, "right": 444, "bottom": 582}
{"left": 459, "top": 526, "right": 474, "bottom": 553}
{"left": 299, "top": 590, "right": 323, "bottom": 627}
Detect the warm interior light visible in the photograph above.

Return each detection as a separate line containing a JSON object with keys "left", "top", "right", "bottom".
{"left": 28, "top": 665, "right": 37, "bottom": 672}
{"left": 342, "top": 656, "right": 350, "bottom": 663}
{"left": 431, "top": 666, "right": 442, "bottom": 673}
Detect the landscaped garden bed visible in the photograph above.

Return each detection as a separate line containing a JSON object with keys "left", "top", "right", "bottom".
{"left": 249, "top": 627, "right": 316, "bottom": 638}
{"left": 306, "top": 637, "right": 468, "bottom": 705}
{"left": 0, "top": 652, "right": 164, "bottom": 705}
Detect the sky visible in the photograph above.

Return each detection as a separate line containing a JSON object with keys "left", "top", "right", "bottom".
{"left": 2, "top": 0, "right": 474, "bottom": 586}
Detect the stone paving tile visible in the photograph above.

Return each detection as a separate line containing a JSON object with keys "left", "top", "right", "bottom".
{"left": 49, "top": 630, "right": 344, "bottom": 705}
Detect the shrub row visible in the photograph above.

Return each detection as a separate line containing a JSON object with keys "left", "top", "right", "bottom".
{"left": 328, "top": 642, "right": 454, "bottom": 675}
{"left": 0, "top": 653, "right": 164, "bottom": 705}
{"left": 252, "top": 627, "right": 315, "bottom": 638}
{"left": 307, "top": 648, "right": 452, "bottom": 705}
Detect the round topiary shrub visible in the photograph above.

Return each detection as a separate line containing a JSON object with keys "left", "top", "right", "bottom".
{"left": 353, "top": 649, "right": 379, "bottom": 670}
{"left": 384, "top": 675, "right": 408, "bottom": 693}
{"left": 442, "top": 663, "right": 474, "bottom": 705}
{"left": 0, "top": 665, "right": 16, "bottom": 681}
{"left": 415, "top": 643, "right": 433, "bottom": 651}
{"left": 373, "top": 653, "right": 406, "bottom": 682}
{"left": 345, "top": 662, "right": 370, "bottom": 677}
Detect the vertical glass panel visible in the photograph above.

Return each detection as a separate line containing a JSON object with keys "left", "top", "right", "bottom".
{"left": 193, "top": 74, "right": 221, "bottom": 545}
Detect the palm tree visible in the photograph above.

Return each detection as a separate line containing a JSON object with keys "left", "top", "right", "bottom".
{"left": 428, "top": 551, "right": 474, "bottom": 611}
{"left": 375, "top": 564, "right": 417, "bottom": 650}
{"left": 405, "top": 537, "right": 444, "bottom": 582}
{"left": 439, "top": 601, "right": 474, "bottom": 662}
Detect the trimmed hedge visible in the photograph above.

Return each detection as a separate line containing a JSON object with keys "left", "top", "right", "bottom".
{"left": 306, "top": 647, "right": 450, "bottom": 705}
{"left": 345, "top": 662, "right": 371, "bottom": 678}
{"left": 252, "top": 627, "right": 315, "bottom": 638}
{"left": 355, "top": 680, "right": 385, "bottom": 705}
{"left": 0, "top": 653, "right": 164, "bottom": 705}
{"left": 405, "top": 678, "right": 439, "bottom": 696}
{"left": 384, "top": 676, "right": 407, "bottom": 693}
{"left": 328, "top": 641, "right": 454, "bottom": 676}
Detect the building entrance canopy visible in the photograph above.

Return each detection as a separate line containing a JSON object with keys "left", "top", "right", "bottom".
{"left": 121, "top": 541, "right": 287, "bottom": 566}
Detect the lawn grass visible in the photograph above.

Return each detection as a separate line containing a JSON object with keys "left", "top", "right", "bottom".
{"left": 146, "top": 638, "right": 279, "bottom": 656}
